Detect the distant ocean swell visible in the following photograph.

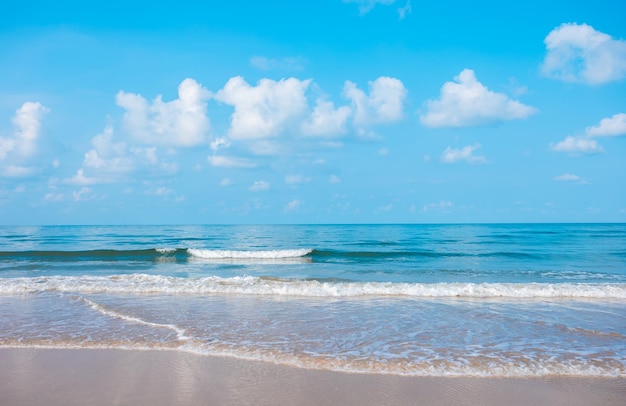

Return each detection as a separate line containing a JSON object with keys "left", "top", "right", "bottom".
{"left": 0, "top": 247, "right": 558, "bottom": 262}
{"left": 1, "top": 274, "right": 625, "bottom": 298}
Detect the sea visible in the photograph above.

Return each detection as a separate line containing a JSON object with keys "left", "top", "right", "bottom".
{"left": 0, "top": 223, "right": 625, "bottom": 377}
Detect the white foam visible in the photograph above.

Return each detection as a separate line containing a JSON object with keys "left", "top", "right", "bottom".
{"left": 187, "top": 248, "right": 313, "bottom": 259}
{"left": 156, "top": 248, "right": 177, "bottom": 254}
{"left": 81, "top": 297, "right": 189, "bottom": 341}
{"left": 1, "top": 275, "right": 625, "bottom": 299}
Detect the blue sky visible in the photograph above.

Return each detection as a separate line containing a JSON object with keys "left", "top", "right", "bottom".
{"left": 1, "top": 0, "right": 625, "bottom": 224}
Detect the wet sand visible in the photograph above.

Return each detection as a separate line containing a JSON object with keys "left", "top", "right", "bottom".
{"left": 1, "top": 348, "right": 624, "bottom": 406}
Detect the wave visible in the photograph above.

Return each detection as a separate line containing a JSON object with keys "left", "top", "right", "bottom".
{"left": 187, "top": 248, "right": 312, "bottom": 259}
{"left": 1, "top": 274, "right": 625, "bottom": 299}
{"left": 0, "top": 248, "right": 313, "bottom": 262}
{"left": 0, "top": 247, "right": 554, "bottom": 262}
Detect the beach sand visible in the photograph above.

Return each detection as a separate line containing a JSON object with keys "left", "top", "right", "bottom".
{"left": 1, "top": 348, "right": 624, "bottom": 406}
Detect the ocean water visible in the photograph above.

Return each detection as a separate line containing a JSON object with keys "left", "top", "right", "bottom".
{"left": 0, "top": 223, "right": 625, "bottom": 377}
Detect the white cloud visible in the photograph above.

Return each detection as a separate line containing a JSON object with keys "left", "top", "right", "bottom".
{"left": 66, "top": 168, "right": 99, "bottom": 186}
{"left": 210, "top": 137, "right": 231, "bottom": 151}
{"left": 116, "top": 78, "right": 211, "bottom": 147}
{"left": 285, "top": 175, "right": 312, "bottom": 185}
{"left": 208, "top": 155, "right": 257, "bottom": 168}
{"left": 553, "top": 173, "right": 580, "bottom": 181}
{"left": 72, "top": 187, "right": 93, "bottom": 202}
{"left": 553, "top": 173, "right": 589, "bottom": 184}
{"left": 585, "top": 113, "right": 626, "bottom": 137}
{"left": 422, "top": 200, "right": 453, "bottom": 213}
{"left": 66, "top": 126, "right": 176, "bottom": 185}
{"left": 1, "top": 101, "right": 49, "bottom": 161}
{"left": 542, "top": 23, "right": 626, "bottom": 85}
{"left": 343, "top": 77, "right": 407, "bottom": 126}
{"left": 82, "top": 126, "right": 134, "bottom": 174}
{"left": 219, "top": 178, "right": 233, "bottom": 187}
{"left": 552, "top": 113, "right": 626, "bottom": 155}
{"left": 343, "top": 0, "right": 395, "bottom": 15}
{"left": 44, "top": 192, "right": 64, "bottom": 202}
{"left": 249, "top": 180, "right": 270, "bottom": 191}
{"left": 152, "top": 187, "right": 173, "bottom": 196}
{"left": 441, "top": 143, "right": 488, "bottom": 164}
{"left": 301, "top": 99, "right": 352, "bottom": 136}
{"left": 2, "top": 165, "right": 36, "bottom": 177}
{"left": 551, "top": 135, "right": 604, "bottom": 154}
{"left": 285, "top": 199, "right": 301, "bottom": 211}
{"left": 215, "top": 76, "right": 311, "bottom": 140}
{"left": 250, "top": 56, "right": 306, "bottom": 71}
{"left": 420, "top": 69, "right": 537, "bottom": 127}
{"left": 397, "top": 1, "right": 412, "bottom": 19}
{"left": 329, "top": 174, "right": 342, "bottom": 184}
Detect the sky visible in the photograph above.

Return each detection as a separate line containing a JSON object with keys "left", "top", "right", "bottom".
{"left": 0, "top": 0, "right": 625, "bottom": 225}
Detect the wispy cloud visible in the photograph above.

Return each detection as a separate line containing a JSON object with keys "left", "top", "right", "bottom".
{"left": 250, "top": 56, "right": 306, "bottom": 71}
{"left": 441, "top": 144, "right": 488, "bottom": 164}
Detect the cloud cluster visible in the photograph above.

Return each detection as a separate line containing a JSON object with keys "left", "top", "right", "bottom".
{"left": 420, "top": 69, "right": 536, "bottom": 127}
{"left": 116, "top": 78, "right": 211, "bottom": 147}
{"left": 215, "top": 76, "right": 311, "bottom": 140}
{"left": 66, "top": 126, "right": 177, "bottom": 185}
{"left": 344, "top": 77, "right": 407, "bottom": 126}
{"left": 542, "top": 23, "right": 626, "bottom": 85}
{"left": 551, "top": 113, "right": 626, "bottom": 154}
{"left": 0, "top": 101, "right": 49, "bottom": 177}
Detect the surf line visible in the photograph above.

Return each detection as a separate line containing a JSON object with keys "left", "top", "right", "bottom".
{"left": 80, "top": 297, "right": 190, "bottom": 342}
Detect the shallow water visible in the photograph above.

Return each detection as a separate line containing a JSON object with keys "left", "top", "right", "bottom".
{"left": 1, "top": 224, "right": 625, "bottom": 376}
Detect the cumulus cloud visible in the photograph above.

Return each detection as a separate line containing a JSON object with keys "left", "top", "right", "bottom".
{"left": 343, "top": 0, "right": 395, "bottom": 15}
{"left": 1, "top": 101, "right": 49, "bottom": 162}
{"left": 215, "top": 76, "right": 311, "bottom": 140}
{"left": 249, "top": 180, "right": 270, "bottom": 191}
{"left": 441, "top": 144, "right": 488, "bottom": 164}
{"left": 420, "top": 69, "right": 536, "bottom": 127}
{"left": 542, "top": 23, "right": 626, "bottom": 85}
{"left": 585, "top": 113, "right": 626, "bottom": 137}
{"left": 551, "top": 135, "right": 603, "bottom": 154}
{"left": 552, "top": 113, "right": 626, "bottom": 155}
{"left": 301, "top": 99, "right": 352, "bottom": 136}
{"left": 343, "top": 77, "right": 407, "bottom": 126}
{"left": 66, "top": 126, "right": 177, "bottom": 185}
{"left": 116, "top": 78, "right": 211, "bottom": 147}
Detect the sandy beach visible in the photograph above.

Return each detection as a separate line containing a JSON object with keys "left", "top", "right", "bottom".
{"left": 1, "top": 348, "right": 624, "bottom": 406}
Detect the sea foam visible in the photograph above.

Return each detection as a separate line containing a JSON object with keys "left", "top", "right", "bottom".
{"left": 1, "top": 274, "right": 625, "bottom": 299}
{"left": 187, "top": 248, "right": 313, "bottom": 259}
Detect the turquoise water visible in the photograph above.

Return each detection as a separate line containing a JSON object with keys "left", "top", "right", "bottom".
{"left": 1, "top": 224, "right": 625, "bottom": 376}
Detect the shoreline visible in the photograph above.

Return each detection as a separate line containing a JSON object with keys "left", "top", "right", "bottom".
{"left": 1, "top": 348, "right": 625, "bottom": 406}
